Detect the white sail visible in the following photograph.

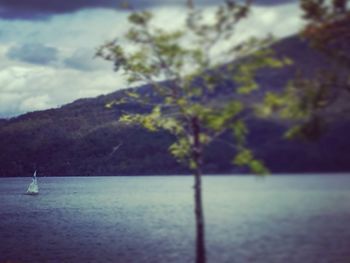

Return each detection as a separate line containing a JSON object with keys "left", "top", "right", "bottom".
{"left": 26, "top": 170, "right": 39, "bottom": 195}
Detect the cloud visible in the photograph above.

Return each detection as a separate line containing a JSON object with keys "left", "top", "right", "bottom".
{"left": 0, "top": 9, "right": 129, "bottom": 49}
{"left": 6, "top": 43, "right": 59, "bottom": 65}
{"left": 0, "top": 3, "right": 302, "bottom": 118}
{"left": 0, "top": 65, "right": 127, "bottom": 117}
{"left": 237, "top": 4, "right": 304, "bottom": 39}
{"left": 19, "top": 94, "right": 51, "bottom": 112}
{"left": 0, "top": 0, "right": 119, "bottom": 20}
{"left": 144, "top": 3, "right": 304, "bottom": 65}
{"left": 0, "top": 0, "right": 297, "bottom": 20}
{"left": 63, "top": 48, "right": 110, "bottom": 71}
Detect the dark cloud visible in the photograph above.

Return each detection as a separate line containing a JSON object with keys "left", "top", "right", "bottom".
{"left": 0, "top": 0, "right": 118, "bottom": 19}
{"left": 0, "top": 0, "right": 296, "bottom": 20}
{"left": 6, "top": 43, "right": 59, "bottom": 65}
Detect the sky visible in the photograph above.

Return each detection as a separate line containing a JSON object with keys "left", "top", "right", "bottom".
{"left": 0, "top": 0, "right": 303, "bottom": 118}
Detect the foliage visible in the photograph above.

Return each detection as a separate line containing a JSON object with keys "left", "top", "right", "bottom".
{"left": 257, "top": 0, "right": 350, "bottom": 139}
{"left": 2, "top": 35, "right": 350, "bottom": 177}
{"left": 2, "top": 90, "right": 350, "bottom": 177}
{"left": 97, "top": 1, "right": 290, "bottom": 175}
{"left": 301, "top": 0, "right": 350, "bottom": 66}
{"left": 97, "top": 4, "right": 293, "bottom": 262}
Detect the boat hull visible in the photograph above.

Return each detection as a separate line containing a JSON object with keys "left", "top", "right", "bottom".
{"left": 25, "top": 192, "right": 39, "bottom": 195}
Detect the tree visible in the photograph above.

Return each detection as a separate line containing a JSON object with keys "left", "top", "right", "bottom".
{"left": 257, "top": 0, "right": 350, "bottom": 139}
{"left": 97, "top": 1, "right": 287, "bottom": 262}
{"left": 301, "top": 0, "right": 350, "bottom": 66}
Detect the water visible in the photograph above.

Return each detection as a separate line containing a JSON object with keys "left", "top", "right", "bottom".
{"left": 1, "top": 175, "right": 350, "bottom": 263}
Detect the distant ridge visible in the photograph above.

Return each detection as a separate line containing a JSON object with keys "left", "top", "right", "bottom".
{"left": 1, "top": 35, "right": 350, "bottom": 177}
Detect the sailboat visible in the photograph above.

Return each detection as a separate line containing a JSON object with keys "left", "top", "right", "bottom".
{"left": 26, "top": 170, "right": 39, "bottom": 195}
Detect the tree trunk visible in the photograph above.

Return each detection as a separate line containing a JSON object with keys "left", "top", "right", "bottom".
{"left": 187, "top": 0, "right": 194, "bottom": 9}
{"left": 192, "top": 117, "right": 206, "bottom": 263}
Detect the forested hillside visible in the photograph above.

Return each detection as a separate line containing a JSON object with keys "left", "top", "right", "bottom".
{"left": 1, "top": 35, "right": 349, "bottom": 177}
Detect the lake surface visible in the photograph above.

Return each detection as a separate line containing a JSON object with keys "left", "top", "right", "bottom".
{"left": 1, "top": 175, "right": 350, "bottom": 263}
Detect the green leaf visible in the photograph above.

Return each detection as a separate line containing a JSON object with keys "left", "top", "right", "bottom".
{"left": 125, "top": 91, "right": 140, "bottom": 99}
{"left": 232, "top": 120, "right": 248, "bottom": 144}
{"left": 233, "top": 148, "right": 253, "bottom": 166}
{"left": 119, "top": 114, "right": 138, "bottom": 124}
{"left": 249, "top": 160, "right": 269, "bottom": 175}
{"left": 128, "top": 11, "right": 152, "bottom": 25}
{"left": 284, "top": 125, "right": 303, "bottom": 139}
{"left": 169, "top": 138, "right": 191, "bottom": 160}
{"left": 142, "top": 115, "right": 158, "bottom": 131}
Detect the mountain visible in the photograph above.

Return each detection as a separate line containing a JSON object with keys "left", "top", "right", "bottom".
{"left": 1, "top": 35, "right": 350, "bottom": 177}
